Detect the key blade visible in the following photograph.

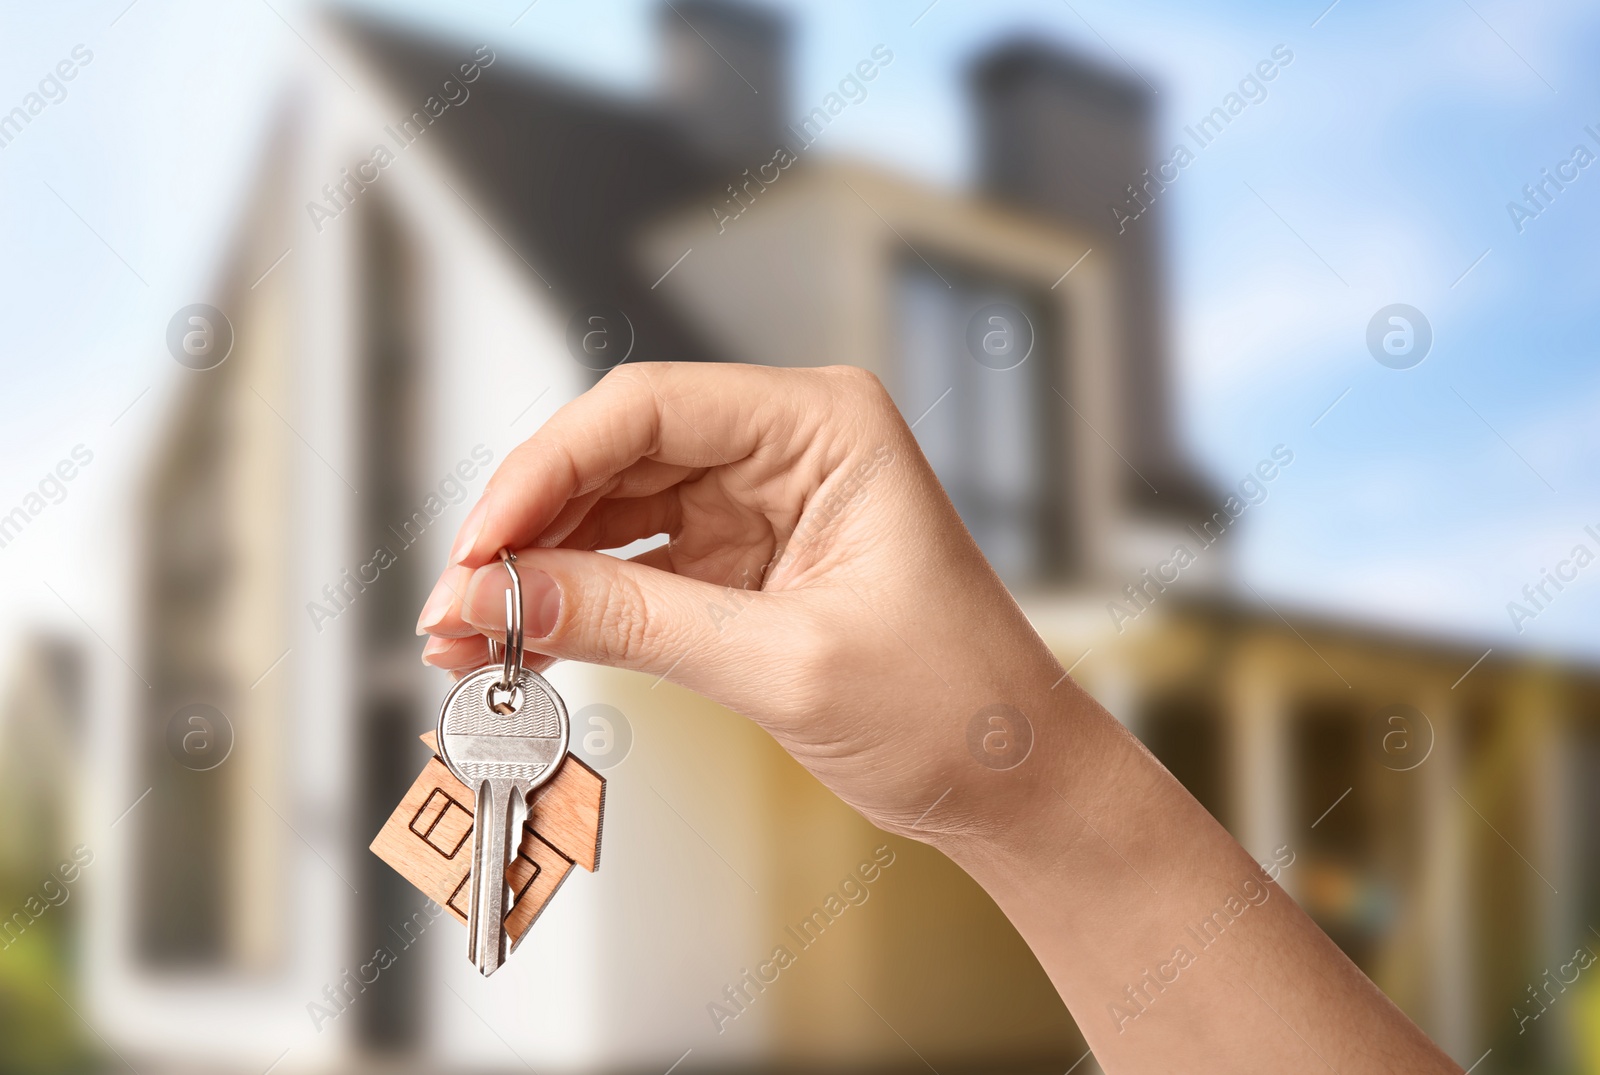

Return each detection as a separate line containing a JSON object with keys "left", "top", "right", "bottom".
{"left": 468, "top": 780, "right": 519, "bottom": 976}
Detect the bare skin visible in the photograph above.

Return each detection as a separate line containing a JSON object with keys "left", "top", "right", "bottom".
{"left": 416, "top": 362, "right": 1461, "bottom": 1074}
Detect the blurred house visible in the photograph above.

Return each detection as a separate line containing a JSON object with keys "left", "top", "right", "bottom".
{"left": 69, "top": 2, "right": 1600, "bottom": 1073}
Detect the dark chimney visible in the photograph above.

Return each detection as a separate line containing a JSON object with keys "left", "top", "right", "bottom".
{"left": 972, "top": 42, "right": 1208, "bottom": 513}
{"left": 660, "top": 0, "right": 788, "bottom": 164}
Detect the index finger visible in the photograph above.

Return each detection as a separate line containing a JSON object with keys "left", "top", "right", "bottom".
{"left": 448, "top": 362, "right": 778, "bottom": 568}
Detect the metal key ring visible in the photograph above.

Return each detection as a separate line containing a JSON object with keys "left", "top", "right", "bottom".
{"left": 484, "top": 549, "right": 523, "bottom": 701}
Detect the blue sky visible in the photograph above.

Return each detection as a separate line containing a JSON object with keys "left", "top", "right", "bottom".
{"left": 3, "top": 0, "right": 1600, "bottom": 666}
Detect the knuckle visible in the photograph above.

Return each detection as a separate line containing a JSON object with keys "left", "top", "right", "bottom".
{"left": 819, "top": 364, "right": 896, "bottom": 422}
{"left": 602, "top": 361, "right": 660, "bottom": 396}
{"left": 764, "top": 611, "right": 840, "bottom": 720}
{"left": 791, "top": 624, "right": 839, "bottom": 687}
{"left": 824, "top": 363, "right": 885, "bottom": 397}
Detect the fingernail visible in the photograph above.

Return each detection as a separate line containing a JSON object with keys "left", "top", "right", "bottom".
{"left": 449, "top": 498, "right": 490, "bottom": 565}
{"left": 462, "top": 568, "right": 560, "bottom": 638}
{"left": 420, "top": 635, "right": 451, "bottom": 667}
{"left": 415, "top": 576, "right": 455, "bottom": 635}
{"left": 461, "top": 579, "right": 500, "bottom": 632}
{"left": 527, "top": 570, "right": 561, "bottom": 637}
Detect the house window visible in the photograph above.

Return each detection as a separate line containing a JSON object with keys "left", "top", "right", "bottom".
{"left": 893, "top": 257, "right": 1071, "bottom": 585}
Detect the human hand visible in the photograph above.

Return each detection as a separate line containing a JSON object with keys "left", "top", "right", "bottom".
{"left": 415, "top": 361, "right": 1460, "bottom": 1074}
{"left": 415, "top": 362, "right": 1069, "bottom": 841}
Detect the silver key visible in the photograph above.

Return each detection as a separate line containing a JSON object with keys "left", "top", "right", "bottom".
{"left": 438, "top": 663, "right": 569, "bottom": 975}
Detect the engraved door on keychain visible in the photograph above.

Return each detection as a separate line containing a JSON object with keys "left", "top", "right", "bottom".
{"left": 370, "top": 550, "right": 606, "bottom": 977}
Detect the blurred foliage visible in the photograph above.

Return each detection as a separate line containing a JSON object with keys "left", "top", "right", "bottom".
{"left": 0, "top": 921, "right": 92, "bottom": 1075}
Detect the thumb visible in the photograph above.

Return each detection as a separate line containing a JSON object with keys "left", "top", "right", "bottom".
{"left": 459, "top": 546, "right": 786, "bottom": 700}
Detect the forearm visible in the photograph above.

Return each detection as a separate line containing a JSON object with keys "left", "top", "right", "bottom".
{"left": 932, "top": 682, "right": 1460, "bottom": 1074}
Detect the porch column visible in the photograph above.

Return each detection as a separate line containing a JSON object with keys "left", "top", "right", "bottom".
{"left": 1418, "top": 689, "right": 1473, "bottom": 1064}
{"left": 1230, "top": 649, "right": 1291, "bottom": 895}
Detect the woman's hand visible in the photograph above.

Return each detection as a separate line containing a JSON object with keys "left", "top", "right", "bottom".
{"left": 415, "top": 361, "right": 1067, "bottom": 841}
{"left": 416, "top": 361, "right": 1459, "bottom": 1074}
